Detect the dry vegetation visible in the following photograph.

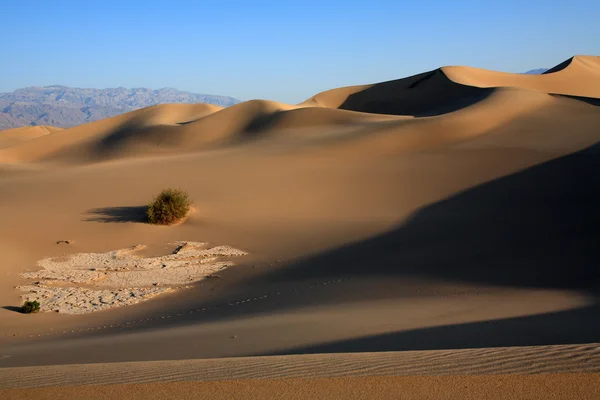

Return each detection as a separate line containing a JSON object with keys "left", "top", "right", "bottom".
{"left": 21, "top": 300, "right": 40, "bottom": 314}
{"left": 147, "top": 188, "right": 192, "bottom": 225}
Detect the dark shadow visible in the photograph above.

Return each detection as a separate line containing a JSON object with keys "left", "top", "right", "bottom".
{"left": 95, "top": 121, "right": 177, "bottom": 155}
{"left": 83, "top": 206, "right": 148, "bottom": 223}
{"left": 2, "top": 306, "right": 23, "bottom": 313}
{"left": 336, "top": 69, "right": 494, "bottom": 117}
{"left": 243, "top": 110, "right": 287, "bottom": 136}
{"left": 176, "top": 119, "right": 198, "bottom": 126}
{"left": 265, "top": 303, "right": 600, "bottom": 355}
{"left": 543, "top": 57, "right": 573, "bottom": 74}
{"left": 551, "top": 93, "right": 600, "bottom": 107}
{"left": 42, "top": 119, "right": 183, "bottom": 163}
{"left": 247, "top": 142, "right": 600, "bottom": 291}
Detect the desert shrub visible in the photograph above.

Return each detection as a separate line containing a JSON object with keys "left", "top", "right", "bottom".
{"left": 22, "top": 300, "right": 40, "bottom": 314}
{"left": 147, "top": 188, "right": 192, "bottom": 225}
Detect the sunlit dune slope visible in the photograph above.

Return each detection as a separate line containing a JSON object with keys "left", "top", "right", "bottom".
{"left": 0, "top": 55, "right": 598, "bottom": 166}
{"left": 0, "top": 125, "right": 63, "bottom": 149}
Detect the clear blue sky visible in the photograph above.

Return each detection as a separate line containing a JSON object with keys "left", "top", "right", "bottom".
{"left": 2, "top": 0, "right": 599, "bottom": 103}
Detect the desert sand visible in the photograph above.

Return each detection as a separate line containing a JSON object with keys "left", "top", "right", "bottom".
{"left": 0, "top": 126, "right": 62, "bottom": 150}
{"left": 0, "top": 55, "right": 599, "bottom": 398}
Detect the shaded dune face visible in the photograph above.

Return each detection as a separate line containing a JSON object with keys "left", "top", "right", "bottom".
{"left": 1, "top": 55, "right": 599, "bottom": 166}
{"left": 302, "top": 69, "right": 491, "bottom": 117}
{"left": 251, "top": 142, "right": 600, "bottom": 290}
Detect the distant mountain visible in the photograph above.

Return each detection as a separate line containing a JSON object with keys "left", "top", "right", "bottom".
{"left": 524, "top": 68, "right": 549, "bottom": 75}
{"left": 0, "top": 86, "right": 241, "bottom": 130}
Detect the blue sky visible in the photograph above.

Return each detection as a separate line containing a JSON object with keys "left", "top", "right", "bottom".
{"left": 2, "top": 0, "right": 599, "bottom": 103}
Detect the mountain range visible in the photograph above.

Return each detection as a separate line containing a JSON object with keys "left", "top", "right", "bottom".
{"left": 524, "top": 68, "right": 549, "bottom": 74}
{"left": 0, "top": 86, "right": 241, "bottom": 130}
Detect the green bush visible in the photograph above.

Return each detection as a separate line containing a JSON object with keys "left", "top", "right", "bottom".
{"left": 147, "top": 188, "right": 192, "bottom": 225}
{"left": 22, "top": 300, "right": 40, "bottom": 314}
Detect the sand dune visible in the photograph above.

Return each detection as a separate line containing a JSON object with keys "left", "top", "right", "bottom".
{"left": 0, "top": 55, "right": 599, "bottom": 397}
{"left": 1, "top": 55, "right": 598, "bottom": 166}
{"left": 301, "top": 68, "right": 487, "bottom": 116}
{"left": 0, "top": 103, "right": 222, "bottom": 163}
{"left": 444, "top": 55, "right": 600, "bottom": 97}
{"left": 0, "top": 125, "right": 62, "bottom": 149}
{"left": 303, "top": 55, "right": 600, "bottom": 112}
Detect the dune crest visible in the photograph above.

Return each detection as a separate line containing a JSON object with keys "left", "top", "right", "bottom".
{"left": 0, "top": 55, "right": 598, "bottom": 166}
{"left": 442, "top": 55, "right": 600, "bottom": 97}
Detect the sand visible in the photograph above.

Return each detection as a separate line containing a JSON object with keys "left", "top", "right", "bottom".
{"left": 0, "top": 126, "right": 62, "bottom": 149}
{"left": 3, "top": 343, "right": 600, "bottom": 388}
{"left": 2, "top": 345, "right": 599, "bottom": 398}
{"left": 3, "top": 374, "right": 600, "bottom": 400}
{"left": 0, "top": 55, "right": 599, "bottom": 397}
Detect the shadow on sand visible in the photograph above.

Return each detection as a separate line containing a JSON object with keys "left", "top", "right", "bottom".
{"left": 2, "top": 306, "right": 24, "bottom": 313}
{"left": 264, "top": 303, "right": 600, "bottom": 355}
{"left": 83, "top": 206, "right": 148, "bottom": 223}
{"left": 248, "top": 142, "right": 600, "bottom": 291}
{"left": 337, "top": 69, "right": 493, "bottom": 117}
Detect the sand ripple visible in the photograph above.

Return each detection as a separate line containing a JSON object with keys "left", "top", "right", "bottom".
{"left": 1, "top": 343, "right": 599, "bottom": 389}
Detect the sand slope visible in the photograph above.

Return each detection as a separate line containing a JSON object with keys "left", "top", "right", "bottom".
{"left": 0, "top": 126, "right": 62, "bottom": 149}
{"left": 2, "top": 343, "right": 600, "bottom": 388}
{"left": 2, "top": 346, "right": 599, "bottom": 399}
{"left": 0, "top": 56, "right": 599, "bottom": 397}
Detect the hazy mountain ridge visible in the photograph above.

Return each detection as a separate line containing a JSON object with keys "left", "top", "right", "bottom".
{"left": 524, "top": 68, "right": 549, "bottom": 74}
{"left": 0, "top": 86, "right": 241, "bottom": 129}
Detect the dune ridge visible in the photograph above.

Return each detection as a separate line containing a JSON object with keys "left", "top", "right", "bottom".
{"left": 0, "top": 55, "right": 598, "bottom": 166}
